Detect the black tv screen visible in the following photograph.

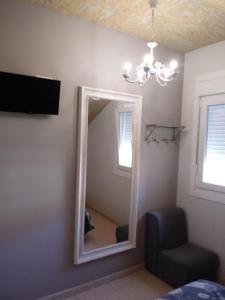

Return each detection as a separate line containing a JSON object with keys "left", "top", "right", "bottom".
{"left": 0, "top": 71, "right": 61, "bottom": 115}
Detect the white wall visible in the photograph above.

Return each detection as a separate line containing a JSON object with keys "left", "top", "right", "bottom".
{"left": 0, "top": 0, "right": 183, "bottom": 299}
{"left": 177, "top": 41, "right": 225, "bottom": 279}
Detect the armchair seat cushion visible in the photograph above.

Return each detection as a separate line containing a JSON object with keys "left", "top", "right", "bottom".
{"left": 158, "top": 242, "right": 219, "bottom": 288}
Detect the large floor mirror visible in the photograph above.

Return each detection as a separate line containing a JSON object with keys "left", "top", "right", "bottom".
{"left": 74, "top": 86, "right": 142, "bottom": 264}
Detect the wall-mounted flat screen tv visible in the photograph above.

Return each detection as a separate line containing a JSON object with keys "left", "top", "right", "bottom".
{"left": 0, "top": 71, "right": 61, "bottom": 115}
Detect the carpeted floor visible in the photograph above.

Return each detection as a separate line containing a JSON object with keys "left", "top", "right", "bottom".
{"left": 65, "top": 269, "right": 171, "bottom": 300}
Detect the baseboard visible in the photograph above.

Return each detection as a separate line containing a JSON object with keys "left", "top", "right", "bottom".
{"left": 218, "top": 276, "right": 225, "bottom": 286}
{"left": 38, "top": 263, "right": 144, "bottom": 300}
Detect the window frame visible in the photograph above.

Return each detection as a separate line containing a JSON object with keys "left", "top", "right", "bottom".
{"left": 196, "top": 94, "right": 225, "bottom": 193}
{"left": 190, "top": 70, "right": 225, "bottom": 205}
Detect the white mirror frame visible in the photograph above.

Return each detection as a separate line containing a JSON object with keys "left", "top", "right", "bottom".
{"left": 74, "top": 86, "right": 142, "bottom": 264}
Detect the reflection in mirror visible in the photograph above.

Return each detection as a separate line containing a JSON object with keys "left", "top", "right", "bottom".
{"left": 84, "top": 98, "right": 133, "bottom": 252}
{"left": 74, "top": 86, "right": 142, "bottom": 264}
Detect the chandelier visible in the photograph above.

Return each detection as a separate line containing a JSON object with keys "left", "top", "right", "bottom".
{"left": 123, "top": 0, "right": 178, "bottom": 87}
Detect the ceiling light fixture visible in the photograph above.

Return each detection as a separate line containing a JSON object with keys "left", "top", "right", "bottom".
{"left": 123, "top": 0, "right": 178, "bottom": 87}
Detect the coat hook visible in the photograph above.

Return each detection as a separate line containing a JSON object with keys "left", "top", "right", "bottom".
{"left": 153, "top": 138, "right": 160, "bottom": 143}
{"left": 162, "top": 138, "right": 169, "bottom": 143}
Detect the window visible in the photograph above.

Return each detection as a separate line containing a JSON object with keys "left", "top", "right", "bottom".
{"left": 190, "top": 72, "right": 225, "bottom": 205}
{"left": 196, "top": 94, "right": 225, "bottom": 194}
{"left": 114, "top": 108, "right": 133, "bottom": 176}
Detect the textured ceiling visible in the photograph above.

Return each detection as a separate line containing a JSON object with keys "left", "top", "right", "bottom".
{"left": 28, "top": 0, "right": 225, "bottom": 52}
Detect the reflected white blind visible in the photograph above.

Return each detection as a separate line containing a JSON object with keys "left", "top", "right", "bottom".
{"left": 203, "top": 104, "right": 225, "bottom": 186}
{"left": 118, "top": 111, "right": 133, "bottom": 168}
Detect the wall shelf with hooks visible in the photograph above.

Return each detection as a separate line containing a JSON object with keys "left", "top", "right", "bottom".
{"left": 145, "top": 124, "right": 186, "bottom": 143}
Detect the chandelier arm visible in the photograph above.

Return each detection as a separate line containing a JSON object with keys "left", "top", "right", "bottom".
{"left": 123, "top": 75, "right": 146, "bottom": 85}
{"left": 154, "top": 63, "right": 175, "bottom": 82}
{"left": 155, "top": 66, "right": 166, "bottom": 82}
{"left": 158, "top": 71, "right": 176, "bottom": 82}
{"left": 165, "top": 75, "right": 176, "bottom": 82}
{"left": 155, "top": 73, "right": 167, "bottom": 86}
{"left": 123, "top": 76, "right": 139, "bottom": 84}
{"left": 124, "top": 76, "right": 149, "bottom": 87}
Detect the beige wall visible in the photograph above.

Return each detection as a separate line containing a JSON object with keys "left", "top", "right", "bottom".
{"left": 0, "top": 0, "right": 183, "bottom": 299}
{"left": 177, "top": 41, "right": 225, "bottom": 279}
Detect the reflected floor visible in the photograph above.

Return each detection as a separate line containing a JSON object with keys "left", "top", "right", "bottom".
{"left": 84, "top": 208, "right": 118, "bottom": 252}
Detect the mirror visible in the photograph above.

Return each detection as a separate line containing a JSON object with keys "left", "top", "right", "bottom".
{"left": 74, "top": 87, "right": 142, "bottom": 264}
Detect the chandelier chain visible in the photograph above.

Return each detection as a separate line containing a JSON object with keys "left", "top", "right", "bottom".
{"left": 151, "top": 6, "right": 155, "bottom": 42}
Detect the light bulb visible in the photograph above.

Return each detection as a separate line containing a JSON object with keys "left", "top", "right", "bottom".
{"left": 170, "top": 60, "right": 178, "bottom": 70}
{"left": 124, "top": 62, "right": 132, "bottom": 73}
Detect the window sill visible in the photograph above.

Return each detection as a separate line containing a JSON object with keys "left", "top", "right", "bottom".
{"left": 114, "top": 166, "right": 132, "bottom": 178}
{"left": 190, "top": 184, "right": 225, "bottom": 205}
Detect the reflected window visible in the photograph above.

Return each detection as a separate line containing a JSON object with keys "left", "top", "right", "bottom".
{"left": 117, "top": 110, "right": 133, "bottom": 169}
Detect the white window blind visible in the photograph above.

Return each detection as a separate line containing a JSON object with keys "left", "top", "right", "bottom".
{"left": 118, "top": 111, "right": 133, "bottom": 168}
{"left": 203, "top": 104, "right": 225, "bottom": 187}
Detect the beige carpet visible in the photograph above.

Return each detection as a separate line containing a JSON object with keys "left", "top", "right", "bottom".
{"left": 65, "top": 270, "right": 171, "bottom": 300}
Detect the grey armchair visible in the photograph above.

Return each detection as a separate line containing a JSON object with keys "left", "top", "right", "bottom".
{"left": 145, "top": 207, "right": 219, "bottom": 288}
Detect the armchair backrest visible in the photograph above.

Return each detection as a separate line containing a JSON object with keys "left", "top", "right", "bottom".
{"left": 145, "top": 207, "right": 188, "bottom": 274}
